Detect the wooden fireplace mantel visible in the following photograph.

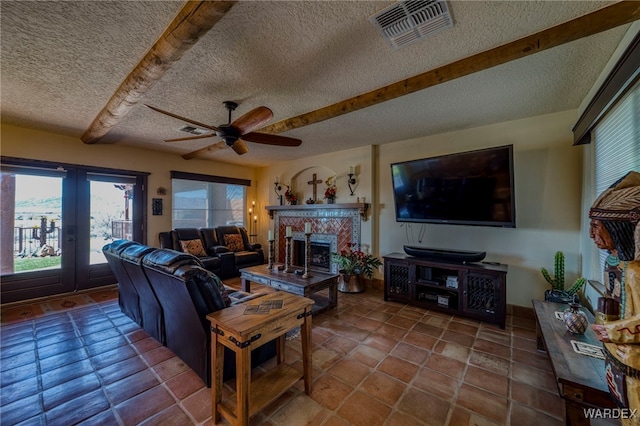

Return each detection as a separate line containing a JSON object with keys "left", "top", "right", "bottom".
{"left": 266, "top": 203, "right": 369, "bottom": 221}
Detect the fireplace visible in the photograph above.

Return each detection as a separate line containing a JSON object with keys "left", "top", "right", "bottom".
{"left": 293, "top": 240, "right": 331, "bottom": 272}
{"left": 267, "top": 203, "right": 367, "bottom": 274}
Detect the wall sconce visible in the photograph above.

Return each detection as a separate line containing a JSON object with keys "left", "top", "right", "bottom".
{"left": 274, "top": 176, "right": 283, "bottom": 205}
{"left": 347, "top": 166, "right": 356, "bottom": 196}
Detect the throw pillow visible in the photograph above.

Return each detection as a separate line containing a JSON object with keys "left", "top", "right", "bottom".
{"left": 179, "top": 239, "right": 207, "bottom": 257}
{"left": 223, "top": 234, "right": 245, "bottom": 252}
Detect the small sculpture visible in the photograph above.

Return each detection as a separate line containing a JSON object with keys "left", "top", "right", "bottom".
{"left": 588, "top": 171, "right": 640, "bottom": 422}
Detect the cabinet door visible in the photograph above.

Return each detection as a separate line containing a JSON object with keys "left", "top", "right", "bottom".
{"left": 462, "top": 271, "right": 504, "bottom": 323}
{"left": 384, "top": 260, "right": 411, "bottom": 302}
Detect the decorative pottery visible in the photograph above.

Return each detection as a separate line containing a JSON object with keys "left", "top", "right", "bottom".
{"left": 563, "top": 303, "right": 588, "bottom": 334}
{"left": 337, "top": 272, "right": 364, "bottom": 293}
{"left": 544, "top": 289, "right": 577, "bottom": 304}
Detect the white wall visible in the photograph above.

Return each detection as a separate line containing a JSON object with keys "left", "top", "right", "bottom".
{"left": 378, "top": 110, "right": 583, "bottom": 307}
{"left": 1, "top": 124, "right": 257, "bottom": 246}
{"left": 257, "top": 110, "right": 584, "bottom": 307}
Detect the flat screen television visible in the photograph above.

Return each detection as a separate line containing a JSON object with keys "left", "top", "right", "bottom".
{"left": 390, "top": 145, "right": 516, "bottom": 227}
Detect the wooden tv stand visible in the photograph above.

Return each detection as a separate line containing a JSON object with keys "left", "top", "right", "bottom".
{"left": 383, "top": 253, "right": 508, "bottom": 328}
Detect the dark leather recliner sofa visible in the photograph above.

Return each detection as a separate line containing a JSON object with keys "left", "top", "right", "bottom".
{"left": 102, "top": 241, "right": 275, "bottom": 386}
{"left": 102, "top": 239, "right": 141, "bottom": 324}
{"left": 159, "top": 226, "right": 264, "bottom": 278}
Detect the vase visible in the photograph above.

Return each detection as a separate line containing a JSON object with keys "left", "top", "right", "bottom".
{"left": 563, "top": 303, "right": 588, "bottom": 334}
{"left": 327, "top": 198, "right": 335, "bottom": 204}
{"left": 338, "top": 271, "right": 365, "bottom": 293}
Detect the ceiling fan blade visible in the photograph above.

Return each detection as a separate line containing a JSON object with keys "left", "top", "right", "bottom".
{"left": 231, "top": 106, "right": 273, "bottom": 135}
{"left": 164, "top": 133, "right": 215, "bottom": 143}
{"left": 241, "top": 132, "right": 302, "bottom": 147}
{"left": 231, "top": 139, "right": 249, "bottom": 155}
{"left": 145, "top": 104, "right": 220, "bottom": 132}
{"left": 182, "top": 140, "right": 226, "bottom": 160}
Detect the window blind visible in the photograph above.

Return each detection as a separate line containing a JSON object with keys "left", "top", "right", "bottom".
{"left": 590, "top": 79, "right": 640, "bottom": 279}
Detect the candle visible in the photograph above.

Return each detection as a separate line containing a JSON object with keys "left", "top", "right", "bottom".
{"left": 249, "top": 207, "right": 252, "bottom": 214}
{"left": 305, "top": 222, "right": 311, "bottom": 234}
{"left": 286, "top": 226, "right": 292, "bottom": 237}
{"left": 348, "top": 166, "right": 354, "bottom": 175}
{"left": 268, "top": 230, "right": 273, "bottom": 241}
{"left": 252, "top": 201, "right": 255, "bottom": 206}
{"left": 254, "top": 215, "right": 257, "bottom": 221}
{"left": 275, "top": 176, "right": 279, "bottom": 184}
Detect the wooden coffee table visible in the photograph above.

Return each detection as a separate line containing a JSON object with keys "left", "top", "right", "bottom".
{"left": 533, "top": 300, "right": 616, "bottom": 425}
{"left": 240, "top": 265, "right": 339, "bottom": 314}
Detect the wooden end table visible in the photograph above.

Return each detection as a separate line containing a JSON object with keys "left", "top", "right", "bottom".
{"left": 207, "top": 291, "right": 314, "bottom": 426}
{"left": 240, "top": 264, "right": 338, "bottom": 314}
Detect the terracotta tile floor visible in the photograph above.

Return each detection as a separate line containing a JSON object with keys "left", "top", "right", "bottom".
{"left": 1, "top": 280, "right": 569, "bottom": 425}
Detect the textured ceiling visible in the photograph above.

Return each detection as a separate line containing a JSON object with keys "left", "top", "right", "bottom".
{"left": 0, "top": 1, "right": 631, "bottom": 166}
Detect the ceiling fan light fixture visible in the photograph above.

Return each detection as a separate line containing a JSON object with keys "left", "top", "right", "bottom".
{"left": 370, "top": 0, "right": 453, "bottom": 49}
{"left": 223, "top": 136, "right": 238, "bottom": 146}
{"left": 178, "top": 124, "right": 209, "bottom": 135}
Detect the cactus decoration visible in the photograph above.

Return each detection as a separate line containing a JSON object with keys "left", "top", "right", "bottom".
{"left": 541, "top": 251, "right": 586, "bottom": 295}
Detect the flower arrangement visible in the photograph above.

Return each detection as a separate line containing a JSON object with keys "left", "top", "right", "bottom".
{"left": 324, "top": 176, "right": 337, "bottom": 200}
{"left": 332, "top": 243, "right": 382, "bottom": 279}
{"left": 284, "top": 185, "right": 298, "bottom": 204}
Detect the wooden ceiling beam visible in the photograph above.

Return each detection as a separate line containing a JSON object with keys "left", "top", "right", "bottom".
{"left": 81, "top": 1, "right": 237, "bottom": 144}
{"left": 258, "top": 1, "right": 640, "bottom": 136}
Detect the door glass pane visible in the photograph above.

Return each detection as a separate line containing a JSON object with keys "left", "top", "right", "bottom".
{"left": 90, "top": 180, "right": 134, "bottom": 265}
{"left": 1, "top": 173, "right": 63, "bottom": 274}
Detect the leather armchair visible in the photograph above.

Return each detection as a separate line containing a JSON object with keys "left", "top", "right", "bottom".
{"left": 159, "top": 228, "right": 234, "bottom": 278}
{"left": 141, "top": 248, "right": 275, "bottom": 386}
{"left": 215, "top": 226, "right": 264, "bottom": 274}
{"left": 120, "top": 243, "right": 163, "bottom": 344}
{"left": 102, "top": 240, "right": 140, "bottom": 324}
{"left": 199, "top": 228, "right": 236, "bottom": 278}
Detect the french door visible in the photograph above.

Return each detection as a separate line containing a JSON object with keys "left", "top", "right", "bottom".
{"left": 0, "top": 158, "right": 147, "bottom": 303}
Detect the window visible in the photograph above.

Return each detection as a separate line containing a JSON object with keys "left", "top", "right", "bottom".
{"left": 589, "top": 79, "right": 640, "bottom": 279}
{"left": 171, "top": 171, "right": 249, "bottom": 229}
{"left": 574, "top": 32, "right": 639, "bottom": 282}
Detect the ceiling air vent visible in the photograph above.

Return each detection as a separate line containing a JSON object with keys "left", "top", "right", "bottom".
{"left": 178, "top": 125, "right": 209, "bottom": 135}
{"left": 370, "top": 0, "right": 453, "bottom": 49}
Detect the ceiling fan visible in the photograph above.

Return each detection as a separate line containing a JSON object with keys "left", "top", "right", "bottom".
{"left": 145, "top": 101, "right": 302, "bottom": 160}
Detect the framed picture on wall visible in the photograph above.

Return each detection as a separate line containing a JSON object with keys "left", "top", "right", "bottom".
{"left": 152, "top": 198, "right": 163, "bottom": 215}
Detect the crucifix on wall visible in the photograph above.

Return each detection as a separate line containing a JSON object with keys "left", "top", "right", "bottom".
{"left": 307, "top": 173, "right": 323, "bottom": 202}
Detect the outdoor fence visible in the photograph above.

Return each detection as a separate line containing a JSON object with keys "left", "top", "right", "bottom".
{"left": 14, "top": 226, "right": 61, "bottom": 257}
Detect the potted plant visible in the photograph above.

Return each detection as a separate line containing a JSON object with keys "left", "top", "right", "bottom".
{"left": 332, "top": 242, "right": 382, "bottom": 293}
{"left": 284, "top": 185, "right": 298, "bottom": 205}
{"left": 324, "top": 176, "right": 337, "bottom": 204}
{"left": 541, "top": 251, "right": 586, "bottom": 303}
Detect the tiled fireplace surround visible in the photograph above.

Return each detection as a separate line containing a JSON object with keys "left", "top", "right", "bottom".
{"left": 272, "top": 206, "right": 363, "bottom": 274}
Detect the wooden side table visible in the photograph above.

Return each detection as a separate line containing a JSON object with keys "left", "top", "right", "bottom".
{"left": 207, "top": 291, "right": 314, "bottom": 426}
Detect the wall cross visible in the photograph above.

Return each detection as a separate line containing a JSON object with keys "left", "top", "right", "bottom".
{"left": 307, "top": 173, "right": 323, "bottom": 201}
